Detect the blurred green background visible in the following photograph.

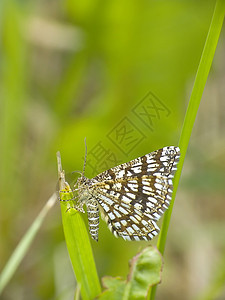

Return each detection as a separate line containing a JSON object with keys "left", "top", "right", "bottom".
{"left": 0, "top": 0, "right": 225, "bottom": 299}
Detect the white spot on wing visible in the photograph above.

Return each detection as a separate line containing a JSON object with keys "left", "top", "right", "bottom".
{"left": 132, "top": 166, "right": 142, "bottom": 174}
{"left": 134, "top": 203, "right": 142, "bottom": 210}
{"left": 128, "top": 180, "right": 138, "bottom": 184}
{"left": 148, "top": 232, "right": 153, "bottom": 239}
{"left": 142, "top": 219, "right": 148, "bottom": 226}
{"left": 117, "top": 170, "right": 125, "bottom": 178}
{"left": 148, "top": 196, "right": 157, "bottom": 203}
{"left": 127, "top": 192, "right": 136, "bottom": 199}
{"left": 155, "top": 183, "right": 163, "bottom": 190}
{"left": 100, "top": 195, "right": 114, "bottom": 206}
{"left": 123, "top": 235, "right": 131, "bottom": 241}
{"left": 153, "top": 212, "right": 160, "bottom": 220}
{"left": 130, "top": 216, "right": 138, "bottom": 224}
{"left": 114, "top": 210, "right": 121, "bottom": 218}
{"left": 121, "top": 220, "right": 127, "bottom": 226}
{"left": 102, "top": 203, "right": 110, "bottom": 212}
{"left": 119, "top": 206, "right": 129, "bottom": 215}
{"left": 132, "top": 224, "right": 140, "bottom": 231}
{"left": 127, "top": 227, "right": 134, "bottom": 234}
{"left": 127, "top": 183, "right": 138, "bottom": 191}
{"left": 108, "top": 212, "right": 115, "bottom": 220}
{"left": 114, "top": 222, "right": 121, "bottom": 229}
{"left": 146, "top": 202, "right": 154, "bottom": 208}
{"left": 114, "top": 182, "right": 122, "bottom": 189}
{"left": 122, "top": 195, "right": 132, "bottom": 204}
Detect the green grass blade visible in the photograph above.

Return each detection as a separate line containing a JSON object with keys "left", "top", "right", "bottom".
{"left": 149, "top": 0, "right": 225, "bottom": 299}
{"left": 158, "top": 0, "right": 225, "bottom": 257}
{"left": 0, "top": 194, "right": 57, "bottom": 294}
{"left": 57, "top": 152, "right": 101, "bottom": 300}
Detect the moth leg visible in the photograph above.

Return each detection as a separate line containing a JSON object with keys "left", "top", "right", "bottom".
{"left": 74, "top": 199, "right": 85, "bottom": 213}
{"left": 65, "top": 199, "right": 85, "bottom": 213}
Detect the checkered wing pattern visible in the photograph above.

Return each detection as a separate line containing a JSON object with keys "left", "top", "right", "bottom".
{"left": 91, "top": 146, "right": 180, "bottom": 241}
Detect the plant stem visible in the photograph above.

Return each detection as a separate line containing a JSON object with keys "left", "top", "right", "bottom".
{"left": 57, "top": 152, "right": 101, "bottom": 300}
{"left": 0, "top": 194, "right": 57, "bottom": 294}
{"left": 149, "top": 0, "right": 225, "bottom": 299}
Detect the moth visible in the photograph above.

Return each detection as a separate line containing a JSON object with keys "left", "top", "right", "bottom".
{"left": 58, "top": 143, "right": 180, "bottom": 241}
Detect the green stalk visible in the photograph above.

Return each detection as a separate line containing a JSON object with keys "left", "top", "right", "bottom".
{"left": 149, "top": 1, "right": 225, "bottom": 299}
{"left": 0, "top": 194, "right": 57, "bottom": 294}
{"left": 57, "top": 152, "right": 101, "bottom": 300}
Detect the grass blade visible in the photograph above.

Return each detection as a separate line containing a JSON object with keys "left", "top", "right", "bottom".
{"left": 57, "top": 152, "right": 101, "bottom": 300}
{"left": 149, "top": 0, "right": 225, "bottom": 299}
{"left": 158, "top": 0, "right": 225, "bottom": 257}
{"left": 0, "top": 194, "right": 57, "bottom": 294}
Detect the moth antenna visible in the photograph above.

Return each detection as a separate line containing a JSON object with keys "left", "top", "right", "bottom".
{"left": 82, "top": 137, "right": 87, "bottom": 176}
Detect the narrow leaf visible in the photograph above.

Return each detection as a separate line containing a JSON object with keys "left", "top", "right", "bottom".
{"left": 149, "top": 1, "right": 225, "bottom": 299}
{"left": 57, "top": 151, "right": 101, "bottom": 300}
{"left": 0, "top": 194, "right": 56, "bottom": 294}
